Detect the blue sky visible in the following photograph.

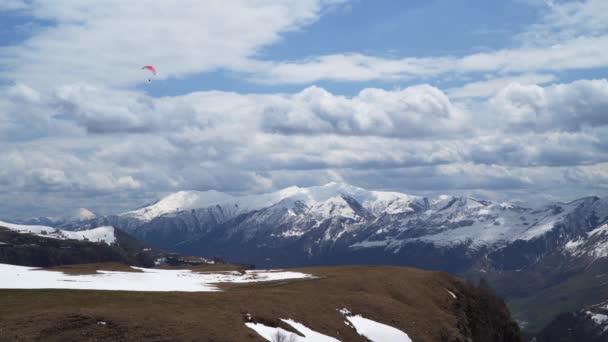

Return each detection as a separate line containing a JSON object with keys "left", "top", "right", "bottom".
{"left": 135, "top": 0, "right": 547, "bottom": 96}
{"left": 0, "top": 0, "right": 607, "bottom": 218}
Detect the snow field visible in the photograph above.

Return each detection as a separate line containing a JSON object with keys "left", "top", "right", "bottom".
{"left": 0, "top": 263, "right": 313, "bottom": 292}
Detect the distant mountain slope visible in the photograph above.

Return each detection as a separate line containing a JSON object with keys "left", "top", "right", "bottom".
{"left": 0, "top": 225, "right": 150, "bottom": 267}
{"left": 531, "top": 299, "right": 608, "bottom": 342}
{"left": 0, "top": 222, "right": 212, "bottom": 268}
{"left": 0, "top": 220, "right": 115, "bottom": 245}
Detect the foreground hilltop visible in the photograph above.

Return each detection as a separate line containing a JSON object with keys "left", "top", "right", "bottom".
{"left": 0, "top": 218, "right": 521, "bottom": 340}
{"left": 0, "top": 264, "right": 521, "bottom": 342}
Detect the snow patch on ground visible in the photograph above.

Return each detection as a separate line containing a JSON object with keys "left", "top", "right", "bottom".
{"left": 447, "top": 289, "right": 457, "bottom": 299}
{"left": 245, "top": 319, "right": 339, "bottom": 342}
{"left": 245, "top": 323, "right": 296, "bottom": 341}
{"left": 62, "top": 226, "right": 116, "bottom": 245}
{"left": 349, "top": 240, "right": 391, "bottom": 249}
{"left": 345, "top": 315, "right": 412, "bottom": 342}
{"left": 564, "top": 224, "right": 608, "bottom": 257}
{"left": 279, "top": 229, "right": 306, "bottom": 238}
{"left": 339, "top": 308, "right": 412, "bottom": 342}
{"left": 590, "top": 241, "right": 608, "bottom": 258}
{"left": 587, "top": 311, "right": 608, "bottom": 326}
{"left": 565, "top": 239, "right": 585, "bottom": 251}
{"left": 589, "top": 224, "right": 608, "bottom": 237}
{"left": 0, "top": 264, "right": 313, "bottom": 292}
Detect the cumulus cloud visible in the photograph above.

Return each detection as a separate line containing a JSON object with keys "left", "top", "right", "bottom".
{"left": 446, "top": 74, "right": 556, "bottom": 99}
{"left": 47, "top": 83, "right": 469, "bottom": 138}
{"left": 49, "top": 79, "right": 608, "bottom": 140}
{"left": 489, "top": 79, "right": 608, "bottom": 132}
{"left": 0, "top": 147, "right": 142, "bottom": 193}
{"left": 466, "top": 131, "right": 608, "bottom": 167}
{"left": 260, "top": 85, "right": 469, "bottom": 138}
{"left": 1, "top": 79, "right": 607, "bottom": 219}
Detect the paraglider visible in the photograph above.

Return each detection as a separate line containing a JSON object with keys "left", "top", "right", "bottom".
{"left": 142, "top": 65, "right": 157, "bottom": 82}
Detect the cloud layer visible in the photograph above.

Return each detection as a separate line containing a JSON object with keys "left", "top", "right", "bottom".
{"left": 1, "top": 78, "right": 607, "bottom": 217}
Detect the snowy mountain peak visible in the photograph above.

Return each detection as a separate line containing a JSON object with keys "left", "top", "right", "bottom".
{"left": 69, "top": 208, "right": 97, "bottom": 221}
{"left": 123, "top": 190, "right": 235, "bottom": 222}
{"left": 308, "top": 194, "right": 366, "bottom": 220}
{"left": 122, "top": 183, "right": 421, "bottom": 222}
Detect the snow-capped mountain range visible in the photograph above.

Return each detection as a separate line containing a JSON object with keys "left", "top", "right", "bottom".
{"left": 120, "top": 183, "right": 604, "bottom": 250}
{"left": 122, "top": 182, "right": 422, "bottom": 223}
{"left": 47, "top": 182, "right": 606, "bottom": 273}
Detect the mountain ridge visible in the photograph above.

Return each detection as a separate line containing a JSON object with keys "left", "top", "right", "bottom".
{"left": 55, "top": 183, "right": 607, "bottom": 273}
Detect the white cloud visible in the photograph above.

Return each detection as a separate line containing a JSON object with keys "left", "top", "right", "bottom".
{"left": 47, "top": 83, "right": 469, "bottom": 139}
{"left": 2, "top": 1, "right": 607, "bottom": 89}
{"left": 260, "top": 85, "right": 469, "bottom": 138}
{"left": 489, "top": 79, "right": 608, "bottom": 132}
{"left": 0, "top": 0, "right": 28, "bottom": 11}
{"left": 252, "top": 53, "right": 454, "bottom": 83}
{"left": 518, "top": 0, "right": 608, "bottom": 44}
{"left": 0, "top": 0, "right": 348, "bottom": 88}
{"left": 1, "top": 79, "right": 607, "bottom": 217}
{"left": 250, "top": 35, "right": 608, "bottom": 84}
{"left": 243, "top": 0, "right": 606, "bottom": 85}
{"left": 446, "top": 74, "right": 556, "bottom": 99}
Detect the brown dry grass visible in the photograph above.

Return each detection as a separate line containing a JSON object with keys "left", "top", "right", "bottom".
{"left": 0, "top": 264, "right": 492, "bottom": 342}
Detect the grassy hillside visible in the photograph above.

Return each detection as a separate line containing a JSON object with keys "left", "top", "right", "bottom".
{"left": 0, "top": 264, "right": 520, "bottom": 342}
